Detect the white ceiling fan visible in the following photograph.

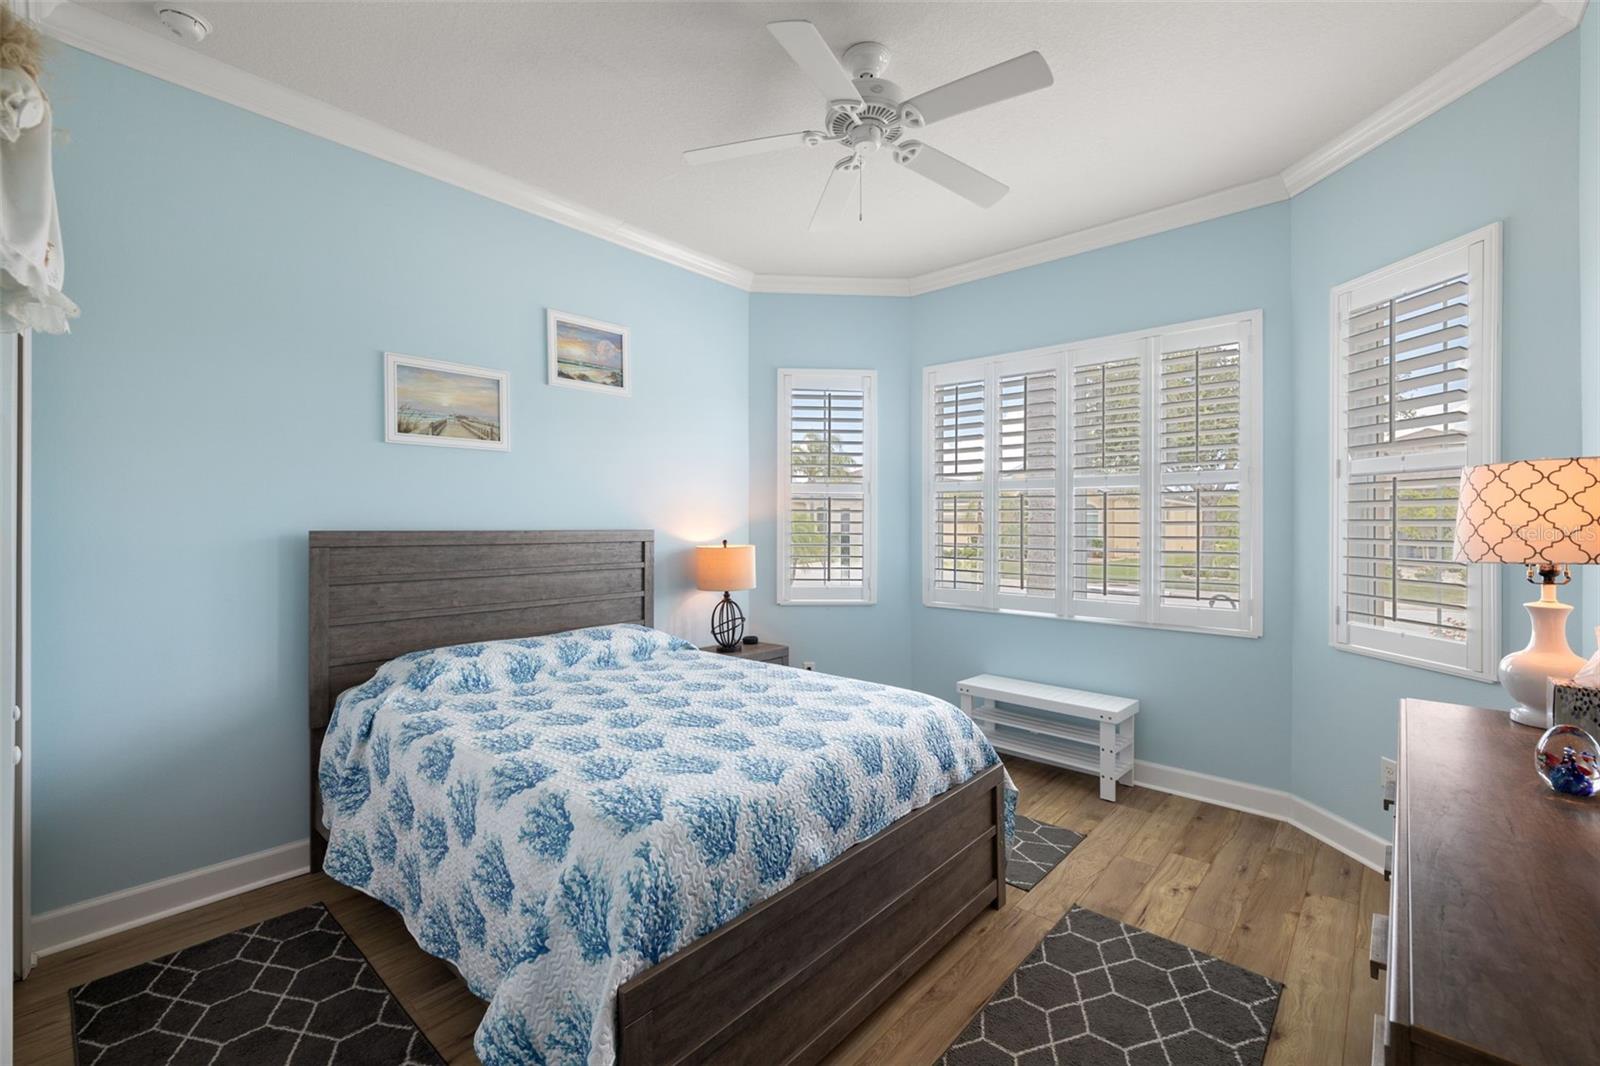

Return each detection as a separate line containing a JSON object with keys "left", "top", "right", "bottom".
{"left": 684, "top": 20, "right": 1053, "bottom": 230}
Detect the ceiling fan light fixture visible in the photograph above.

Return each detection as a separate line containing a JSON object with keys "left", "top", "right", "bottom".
{"left": 849, "top": 124, "right": 886, "bottom": 153}
{"left": 684, "top": 20, "right": 1050, "bottom": 222}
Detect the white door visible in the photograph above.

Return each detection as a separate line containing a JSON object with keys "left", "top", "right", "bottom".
{"left": 12, "top": 331, "right": 27, "bottom": 987}
{"left": 0, "top": 332, "right": 20, "bottom": 1063}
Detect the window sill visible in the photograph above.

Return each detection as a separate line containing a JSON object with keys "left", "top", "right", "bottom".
{"left": 921, "top": 598, "right": 1262, "bottom": 639}
{"left": 1329, "top": 637, "right": 1497, "bottom": 683}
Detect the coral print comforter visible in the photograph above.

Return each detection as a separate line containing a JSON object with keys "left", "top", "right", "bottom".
{"left": 317, "top": 624, "right": 1014, "bottom": 1066}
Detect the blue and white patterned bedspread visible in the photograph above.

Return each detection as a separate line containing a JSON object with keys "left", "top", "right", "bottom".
{"left": 318, "top": 624, "right": 1014, "bottom": 1065}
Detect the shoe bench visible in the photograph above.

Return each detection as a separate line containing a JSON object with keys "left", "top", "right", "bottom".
{"left": 957, "top": 673, "right": 1138, "bottom": 801}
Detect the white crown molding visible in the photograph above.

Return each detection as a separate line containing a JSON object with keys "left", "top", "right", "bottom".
{"left": 39, "top": 0, "right": 1586, "bottom": 298}
{"left": 751, "top": 275, "right": 913, "bottom": 297}
{"left": 30, "top": 839, "right": 309, "bottom": 960}
{"left": 752, "top": 176, "right": 1289, "bottom": 297}
{"left": 1282, "top": 0, "right": 1587, "bottom": 196}
{"left": 904, "top": 176, "right": 1291, "bottom": 297}
{"left": 38, "top": 3, "right": 755, "bottom": 291}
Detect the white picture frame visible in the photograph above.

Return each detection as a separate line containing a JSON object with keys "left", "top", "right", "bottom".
{"left": 384, "top": 352, "right": 509, "bottom": 451}
{"left": 547, "top": 309, "right": 631, "bottom": 396}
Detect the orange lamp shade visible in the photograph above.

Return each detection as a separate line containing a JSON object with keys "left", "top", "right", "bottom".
{"left": 696, "top": 542, "right": 756, "bottom": 592}
{"left": 1455, "top": 458, "right": 1600, "bottom": 565}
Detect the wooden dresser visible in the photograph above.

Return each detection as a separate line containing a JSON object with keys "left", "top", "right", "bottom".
{"left": 1380, "top": 700, "right": 1600, "bottom": 1065}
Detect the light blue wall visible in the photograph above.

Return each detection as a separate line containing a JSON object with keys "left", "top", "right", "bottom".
{"left": 751, "top": 206, "right": 1296, "bottom": 790}
{"left": 37, "top": 28, "right": 1588, "bottom": 912}
{"left": 747, "top": 295, "right": 914, "bottom": 687}
{"left": 1581, "top": 7, "right": 1600, "bottom": 637}
{"left": 749, "top": 37, "right": 1585, "bottom": 839}
{"left": 32, "top": 48, "right": 750, "bottom": 912}
{"left": 1287, "top": 34, "right": 1582, "bottom": 835}
{"left": 906, "top": 205, "right": 1297, "bottom": 789}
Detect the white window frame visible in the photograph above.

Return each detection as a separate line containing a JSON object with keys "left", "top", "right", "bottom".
{"left": 1328, "top": 223, "right": 1500, "bottom": 681}
{"left": 922, "top": 310, "right": 1264, "bottom": 638}
{"left": 776, "top": 368, "right": 878, "bottom": 605}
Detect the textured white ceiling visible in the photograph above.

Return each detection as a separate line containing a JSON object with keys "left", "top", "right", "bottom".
{"left": 88, "top": 1, "right": 1536, "bottom": 278}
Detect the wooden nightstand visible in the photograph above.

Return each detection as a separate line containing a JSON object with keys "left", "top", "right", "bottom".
{"left": 699, "top": 641, "right": 790, "bottom": 666}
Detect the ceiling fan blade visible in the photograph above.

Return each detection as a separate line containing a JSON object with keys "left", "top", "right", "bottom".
{"left": 893, "top": 142, "right": 1008, "bottom": 207}
{"left": 768, "top": 20, "right": 864, "bottom": 104}
{"left": 900, "top": 51, "right": 1053, "bottom": 129}
{"left": 684, "top": 131, "right": 820, "bottom": 165}
{"left": 810, "top": 158, "right": 860, "bottom": 231}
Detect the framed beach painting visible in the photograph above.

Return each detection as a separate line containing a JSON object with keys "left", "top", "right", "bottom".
{"left": 384, "top": 352, "right": 509, "bottom": 451}
{"left": 548, "top": 310, "right": 630, "bottom": 396}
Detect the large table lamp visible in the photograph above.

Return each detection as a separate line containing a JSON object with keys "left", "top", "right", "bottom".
{"left": 695, "top": 540, "right": 756, "bottom": 650}
{"left": 1454, "top": 458, "right": 1600, "bottom": 727}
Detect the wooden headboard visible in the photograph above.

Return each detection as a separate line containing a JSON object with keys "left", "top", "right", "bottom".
{"left": 307, "top": 529, "right": 654, "bottom": 864}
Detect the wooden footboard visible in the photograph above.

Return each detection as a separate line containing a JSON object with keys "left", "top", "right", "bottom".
{"left": 616, "top": 762, "right": 1008, "bottom": 1066}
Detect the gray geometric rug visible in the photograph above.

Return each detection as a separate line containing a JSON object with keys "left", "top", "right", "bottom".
{"left": 69, "top": 903, "right": 444, "bottom": 1065}
{"left": 940, "top": 906, "right": 1283, "bottom": 1066}
{"left": 1007, "top": 813, "right": 1084, "bottom": 890}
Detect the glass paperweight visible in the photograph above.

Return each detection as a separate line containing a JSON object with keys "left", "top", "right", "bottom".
{"left": 1536, "top": 723, "right": 1600, "bottom": 797}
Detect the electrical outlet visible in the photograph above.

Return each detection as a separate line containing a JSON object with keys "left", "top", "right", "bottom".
{"left": 1381, "top": 757, "right": 1397, "bottom": 789}
{"left": 802, "top": 661, "right": 816, "bottom": 671}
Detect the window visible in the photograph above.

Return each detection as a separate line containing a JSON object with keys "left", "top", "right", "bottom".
{"left": 924, "top": 312, "right": 1262, "bottom": 636}
{"left": 777, "top": 369, "right": 876, "bottom": 604}
{"left": 1330, "top": 224, "right": 1499, "bottom": 679}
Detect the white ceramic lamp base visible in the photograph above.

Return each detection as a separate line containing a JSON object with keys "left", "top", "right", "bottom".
{"left": 1499, "top": 588, "right": 1585, "bottom": 729}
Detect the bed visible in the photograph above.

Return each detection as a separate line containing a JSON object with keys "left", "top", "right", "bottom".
{"left": 308, "top": 530, "right": 1011, "bottom": 1066}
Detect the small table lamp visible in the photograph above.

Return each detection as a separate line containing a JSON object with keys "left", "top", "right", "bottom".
{"left": 695, "top": 540, "right": 756, "bottom": 651}
{"left": 1454, "top": 458, "right": 1600, "bottom": 727}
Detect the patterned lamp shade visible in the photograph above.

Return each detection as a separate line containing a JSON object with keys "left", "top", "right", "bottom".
{"left": 1454, "top": 458, "right": 1600, "bottom": 565}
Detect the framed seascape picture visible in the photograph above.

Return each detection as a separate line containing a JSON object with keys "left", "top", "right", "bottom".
{"left": 548, "top": 309, "right": 630, "bottom": 396}
{"left": 384, "top": 352, "right": 509, "bottom": 451}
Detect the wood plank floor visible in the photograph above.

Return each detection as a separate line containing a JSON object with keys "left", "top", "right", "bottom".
{"left": 14, "top": 757, "right": 1388, "bottom": 1064}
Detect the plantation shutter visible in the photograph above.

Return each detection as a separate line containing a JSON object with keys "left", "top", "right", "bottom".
{"left": 1068, "top": 351, "right": 1142, "bottom": 619}
{"left": 923, "top": 311, "right": 1260, "bottom": 635}
{"left": 1332, "top": 224, "right": 1497, "bottom": 677}
{"left": 929, "top": 372, "right": 988, "bottom": 605}
{"left": 1343, "top": 471, "right": 1467, "bottom": 638}
{"left": 778, "top": 370, "right": 876, "bottom": 604}
{"left": 1344, "top": 279, "right": 1470, "bottom": 459}
{"left": 1157, "top": 329, "right": 1250, "bottom": 628}
{"left": 997, "top": 365, "right": 1059, "bottom": 605}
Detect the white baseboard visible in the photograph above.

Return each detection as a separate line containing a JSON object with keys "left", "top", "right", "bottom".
{"left": 25, "top": 761, "right": 1386, "bottom": 961}
{"left": 31, "top": 839, "right": 310, "bottom": 960}
{"left": 1132, "top": 760, "right": 1389, "bottom": 871}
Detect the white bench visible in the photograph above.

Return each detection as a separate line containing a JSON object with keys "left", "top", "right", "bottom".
{"left": 957, "top": 674, "right": 1138, "bottom": 802}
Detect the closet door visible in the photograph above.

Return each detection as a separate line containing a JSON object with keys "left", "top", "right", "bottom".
{"left": 1, "top": 332, "right": 18, "bottom": 1053}
{"left": 2, "top": 330, "right": 28, "bottom": 999}
{"left": 10, "top": 331, "right": 25, "bottom": 991}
